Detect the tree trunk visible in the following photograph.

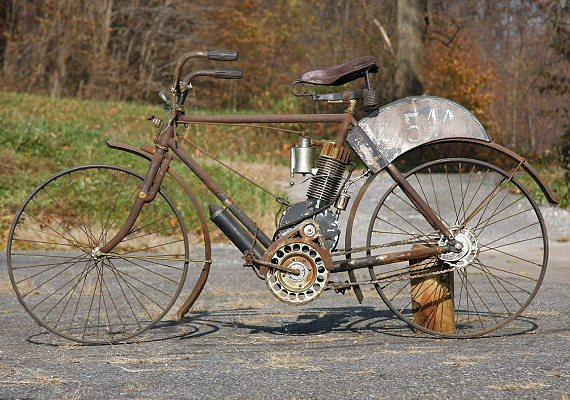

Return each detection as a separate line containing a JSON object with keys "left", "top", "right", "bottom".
{"left": 395, "top": 0, "right": 427, "bottom": 98}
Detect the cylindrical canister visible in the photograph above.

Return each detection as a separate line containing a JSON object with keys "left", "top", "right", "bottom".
{"left": 290, "top": 137, "right": 315, "bottom": 177}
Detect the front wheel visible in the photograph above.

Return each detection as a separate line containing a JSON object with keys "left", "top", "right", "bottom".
{"left": 365, "top": 158, "right": 548, "bottom": 338}
{"left": 7, "top": 165, "right": 191, "bottom": 344}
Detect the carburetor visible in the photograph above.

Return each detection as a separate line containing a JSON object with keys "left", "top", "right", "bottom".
{"left": 290, "top": 136, "right": 315, "bottom": 177}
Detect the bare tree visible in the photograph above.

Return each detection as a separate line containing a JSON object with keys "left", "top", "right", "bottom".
{"left": 395, "top": 0, "right": 427, "bottom": 98}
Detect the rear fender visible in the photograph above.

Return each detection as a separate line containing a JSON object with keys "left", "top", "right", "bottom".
{"left": 398, "top": 138, "right": 559, "bottom": 205}
{"left": 346, "top": 96, "right": 557, "bottom": 205}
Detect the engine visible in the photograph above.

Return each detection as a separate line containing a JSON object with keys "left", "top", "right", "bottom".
{"left": 278, "top": 141, "right": 351, "bottom": 250}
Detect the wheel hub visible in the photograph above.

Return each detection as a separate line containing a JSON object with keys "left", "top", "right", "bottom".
{"left": 91, "top": 246, "right": 102, "bottom": 260}
{"left": 438, "top": 228, "right": 479, "bottom": 268}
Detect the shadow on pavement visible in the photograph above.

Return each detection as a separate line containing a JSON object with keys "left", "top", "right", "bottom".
{"left": 24, "top": 306, "right": 539, "bottom": 346}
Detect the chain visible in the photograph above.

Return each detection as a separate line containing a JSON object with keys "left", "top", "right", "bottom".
{"left": 328, "top": 263, "right": 462, "bottom": 291}
{"left": 177, "top": 136, "right": 290, "bottom": 207}
{"left": 331, "top": 232, "right": 440, "bottom": 257}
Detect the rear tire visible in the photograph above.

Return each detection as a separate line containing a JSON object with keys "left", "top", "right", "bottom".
{"left": 364, "top": 158, "right": 548, "bottom": 337}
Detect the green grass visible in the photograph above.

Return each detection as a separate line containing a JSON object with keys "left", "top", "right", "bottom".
{"left": 0, "top": 92, "right": 297, "bottom": 246}
{"left": 517, "top": 163, "right": 570, "bottom": 209}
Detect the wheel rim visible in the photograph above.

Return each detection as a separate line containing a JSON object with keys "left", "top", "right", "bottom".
{"left": 365, "top": 158, "right": 548, "bottom": 338}
{"left": 7, "top": 165, "right": 189, "bottom": 344}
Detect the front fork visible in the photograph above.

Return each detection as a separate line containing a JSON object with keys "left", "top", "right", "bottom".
{"left": 98, "top": 126, "right": 175, "bottom": 254}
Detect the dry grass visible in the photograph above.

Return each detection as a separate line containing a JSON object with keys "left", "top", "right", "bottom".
{"left": 523, "top": 310, "right": 561, "bottom": 317}
{"left": 0, "top": 368, "right": 65, "bottom": 385}
{"left": 127, "top": 382, "right": 147, "bottom": 392}
{"left": 265, "top": 352, "right": 322, "bottom": 372}
{"left": 488, "top": 382, "right": 545, "bottom": 390}
{"left": 547, "top": 370, "right": 570, "bottom": 379}
{"left": 108, "top": 354, "right": 188, "bottom": 365}
{"left": 0, "top": 278, "right": 37, "bottom": 295}
{"left": 555, "top": 236, "right": 570, "bottom": 243}
{"left": 377, "top": 346, "right": 443, "bottom": 355}
{"left": 444, "top": 354, "right": 488, "bottom": 367}
{"left": 0, "top": 279, "right": 14, "bottom": 295}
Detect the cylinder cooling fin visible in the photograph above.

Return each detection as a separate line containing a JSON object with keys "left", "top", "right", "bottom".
{"left": 306, "top": 156, "right": 347, "bottom": 205}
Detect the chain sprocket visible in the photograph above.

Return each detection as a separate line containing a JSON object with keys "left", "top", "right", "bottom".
{"left": 263, "top": 221, "right": 332, "bottom": 305}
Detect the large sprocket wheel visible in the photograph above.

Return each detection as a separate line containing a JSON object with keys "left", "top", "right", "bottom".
{"left": 266, "top": 241, "right": 330, "bottom": 305}
{"left": 365, "top": 158, "right": 548, "bottom": 338}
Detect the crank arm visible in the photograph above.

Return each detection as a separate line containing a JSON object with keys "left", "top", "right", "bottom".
{"left": 252, "top": 258, "right": 301, "bottom": 276}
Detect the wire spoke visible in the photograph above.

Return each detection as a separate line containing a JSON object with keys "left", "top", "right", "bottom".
{"left": 105, "top": 259, "right": 140, "bottom": 330}
{"left": 472, "top": 262, "right": 531, "bottom": 296}
{"left": 107, "top": 259, "right": 154, "bottom": 321}
{"left": 30, "top": 257, "right": 93, "bottom": 310}
{"left": 109, "top": 254, "right": 179, "bottom": 284}
{"left": 16, "top": 252, "right": 88, "bottom": 284}
{"left": 444, "top": 165, "right": 460, "bottom": 225}
{"left": 478, "top": 244, "right": 543, "bottom": 267}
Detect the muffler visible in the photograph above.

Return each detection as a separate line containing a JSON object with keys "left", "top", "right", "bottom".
{"left": 209, "top": 205, "right": 266, "bottom": 259}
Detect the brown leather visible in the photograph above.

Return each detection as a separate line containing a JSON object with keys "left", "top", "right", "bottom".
{"left": 295, "top": 55, "right": 379, "bottom": 86}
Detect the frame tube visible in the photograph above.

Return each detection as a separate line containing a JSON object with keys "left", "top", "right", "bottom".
{"left": 332, "top": 245, "right": 447, "bottom": 273}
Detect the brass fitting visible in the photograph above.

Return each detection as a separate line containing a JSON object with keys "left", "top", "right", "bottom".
{"left": 320, "top": 142, "right": 351, "bottom": 164}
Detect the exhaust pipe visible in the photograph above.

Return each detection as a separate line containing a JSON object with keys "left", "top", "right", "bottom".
{"left": 209, "top": 205, "right": 266, "bottom": 259}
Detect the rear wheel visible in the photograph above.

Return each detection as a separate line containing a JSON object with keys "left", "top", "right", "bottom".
{"left": 7, "top": 165, "right": 191, "bottom": 344}
{"left": 365, "top": 158, "right": 548, "bottom": 337}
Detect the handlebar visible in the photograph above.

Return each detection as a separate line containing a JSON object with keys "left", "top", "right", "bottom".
{"left": 214, "top": 68, "right": 243, "bottom": 79}
{"left": 208, "top": 49, "right": 238, "bottom": 61}
{"left": 172, "top": 49, "right": 239, "bottom": 93}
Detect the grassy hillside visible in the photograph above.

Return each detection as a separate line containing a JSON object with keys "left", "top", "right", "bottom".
{"left": 0, "top": 92, "right": 303, "bottom": 247}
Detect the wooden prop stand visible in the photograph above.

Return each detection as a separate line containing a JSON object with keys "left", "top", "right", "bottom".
{"left": 409, "top": 244, "right": 456, "bottom": 334}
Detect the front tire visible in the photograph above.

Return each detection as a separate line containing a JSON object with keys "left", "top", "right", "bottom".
{"left": 7, "top": 164, "right": 190, "bottom": 344}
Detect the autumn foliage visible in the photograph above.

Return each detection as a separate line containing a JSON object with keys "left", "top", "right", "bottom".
{"left": 424, "top": 21, "right": 497, "bottom": 135}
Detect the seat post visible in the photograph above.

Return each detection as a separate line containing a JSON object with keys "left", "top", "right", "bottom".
{"left": 364, "top": 70, "right": 372, "bottom": 91}
{"left": 334, "top": 99, "right": 357, "bottom": 148}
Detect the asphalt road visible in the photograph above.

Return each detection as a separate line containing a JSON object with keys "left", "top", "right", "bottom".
{"left": 0, "top": 240, "right": 569, "bottom": 399}
{"left": 0, "top": 170, "right": 569, "bottom": 399}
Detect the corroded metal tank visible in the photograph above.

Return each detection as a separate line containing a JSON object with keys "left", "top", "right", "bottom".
{"left": 347, "top": 95, "right": 492, "bottom": 172}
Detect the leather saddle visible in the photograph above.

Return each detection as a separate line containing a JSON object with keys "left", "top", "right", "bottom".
{"left": 294, "top": 55, "right": 379, "bottom": 86}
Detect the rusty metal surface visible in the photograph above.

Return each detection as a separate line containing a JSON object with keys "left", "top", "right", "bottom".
{"left": 178, "top": 113, "right": 346, "bottom": 124}
{"left": 347, "top": 95, "right": 492, "bottom": 172}
{"left": 332, "top": 245, "right": 447, "bottom": 273}
{"left": 385, "top": 163, "right": 453, "bottom": 240}
{"left": 262, "top": 220, "right": 333, "bottom": 274}
{"left": 262, "top": 221, "right": 332, "bottom": 305}
{"left": 103, "top": 140, "right": 213, "bottom": 320}
{"left": 333, "top": 99, "right": 357, "bottom": 148}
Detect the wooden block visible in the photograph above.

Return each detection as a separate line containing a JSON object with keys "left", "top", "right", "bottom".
{"left": 410, "top": 244, "right": 455, "bottom": 334}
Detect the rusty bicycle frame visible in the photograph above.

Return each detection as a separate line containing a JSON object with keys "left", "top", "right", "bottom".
{"left": 94, "top": 50, "right": 466, "bottom": 319}
{"left": 8, "top": 48, "right": 559, "bottom": 344}
{"left": 97, "top": 48, "right": 559, "bottom": 321}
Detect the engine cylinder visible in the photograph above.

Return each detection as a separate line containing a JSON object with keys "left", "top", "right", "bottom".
{"left": 306, "top": 155, "right": 347, "bottom": 205}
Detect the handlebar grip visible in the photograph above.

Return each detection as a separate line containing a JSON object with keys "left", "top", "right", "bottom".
{"left": 214, "top": 68, "right": 243, "bottom": 79}
{"left": 208, "top": 49, "right": 238, "bottom": 61}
